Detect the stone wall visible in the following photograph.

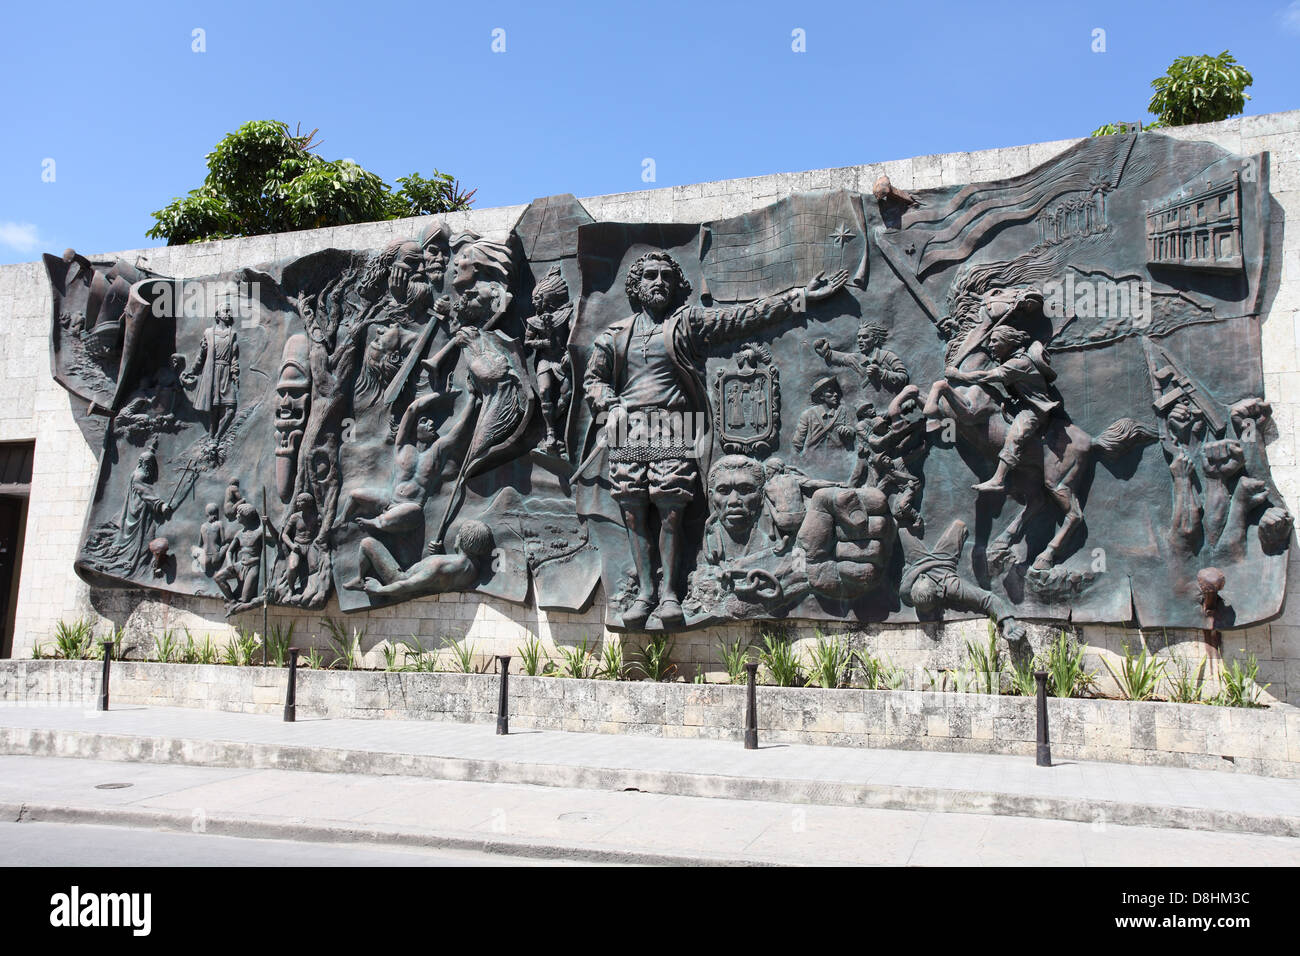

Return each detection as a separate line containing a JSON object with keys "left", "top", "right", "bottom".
{"left": 2, "top": 112, "right": 1299, "bottom": 705}
{"left": 3, "top": 660, "right": 1296, "bottom": 778}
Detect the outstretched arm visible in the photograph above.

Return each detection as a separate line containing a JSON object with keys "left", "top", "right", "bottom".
{"left": 946, "top": 364, "right": 1005, "bottom": 386}
{"left": 813, "top": 340, "right": 860, "bottom": 370}
{"left": 691, "top": 270, "right": 850, "bottom": 347}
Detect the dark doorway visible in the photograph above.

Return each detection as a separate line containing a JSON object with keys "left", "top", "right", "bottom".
{"left": 0, "top": 442, "right": 34, "bottom": 658}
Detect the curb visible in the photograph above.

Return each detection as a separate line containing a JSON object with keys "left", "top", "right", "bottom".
{"left": 3, "top": 726, "right": 1298, "bottom": 839}
{"left": 1, "top": 801, "right": 777, "bottom": 867}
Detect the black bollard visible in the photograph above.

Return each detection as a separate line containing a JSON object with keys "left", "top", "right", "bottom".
{"left": 98, "top": 639, "right": 114, "bottom": 712}
{"left": 284, "top": 647, "right": 300, "bottom": 723}
{"left": 496, "top": 655, "right": 511, "bottom": 735}
{"left": 743, "top": 661, "right": 759, "bottom": 750}
{"left": 1034, "top": 669, "right": 1052, "bottom": 767}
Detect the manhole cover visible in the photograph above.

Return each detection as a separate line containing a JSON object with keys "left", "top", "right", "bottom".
{"left": 94, "top": 783, "right": 133, "bottom": 790}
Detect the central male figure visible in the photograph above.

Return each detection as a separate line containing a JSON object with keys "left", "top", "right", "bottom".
{"left": 583, "top": 251, "right": 847, "bottom": 628}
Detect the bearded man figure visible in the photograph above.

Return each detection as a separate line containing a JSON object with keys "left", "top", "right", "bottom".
{"left": 581, "top": 250, "right": 848, "bottom": 628}
{"left": 359, "top": 223, "right": 451, "bottom": 329}
{"left": 358, "top": 224, "right": 453, "bottom": 431}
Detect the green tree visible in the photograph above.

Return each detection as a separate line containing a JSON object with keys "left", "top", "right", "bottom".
{"left": 1149, "top": 51, "right": 1253, "bottom": 126}
{"left": 1091, "top": 51, "right": 1253, "bottom": 137}
{"left": 147, "top": 120, "right": 474, "bottom": 245}
{"left": 388, "top": 172, "right": 477, "bottom": 218}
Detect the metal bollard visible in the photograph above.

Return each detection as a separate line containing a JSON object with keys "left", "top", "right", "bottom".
{"left": 496, "top": 655, "right": 511, "bottom": 735}
{"left": 98, "top": 640, "right": 114, "bottom": 712}
{"left": 1034, "top": 669, "right": 1052, "bottom": 767}
{"left": 743, "top": 661, "right": 759, "bottom": 750}
{"left": 284, "top": 647, "right": 300, "bottom": 723}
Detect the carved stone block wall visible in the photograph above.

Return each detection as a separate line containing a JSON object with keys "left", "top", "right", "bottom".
{"left": 4, "top": 112, "right": 1300, "bottom": 706}
{"left": 4, "top": 661, "right": 1297, "bottom": 777}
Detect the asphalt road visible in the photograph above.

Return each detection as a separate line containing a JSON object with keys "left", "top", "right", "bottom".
{"left": 0, "top": 820, "right": 590, "bottom": 867}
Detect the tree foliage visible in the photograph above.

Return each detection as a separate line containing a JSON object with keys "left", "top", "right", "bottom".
{"left": 147, "top": 120, "right": 475, "bottom": 245}
{"left": 389, "top": 172, "right": 477, "bottom": 218}
{"left": 1091, "top": 51, "right": 1252, "bottom": 137}
{"left": 1089, "top": 120, "right": 1158, "bottom": 137}
{"left": 1148, "top": 51, "right": 1253, "bottom": 127}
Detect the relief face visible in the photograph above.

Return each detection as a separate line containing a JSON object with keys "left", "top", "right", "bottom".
{"left": 48, "top": 138, "right": 1291, "bottom": 633}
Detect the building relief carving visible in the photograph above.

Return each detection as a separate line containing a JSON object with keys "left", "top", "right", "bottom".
{"left": 46, "top": 138, "right": 1288, "bottom": 632}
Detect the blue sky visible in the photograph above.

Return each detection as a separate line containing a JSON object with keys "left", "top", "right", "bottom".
{"left": 2, "top": 0, "right": 1298, "bottom": 263}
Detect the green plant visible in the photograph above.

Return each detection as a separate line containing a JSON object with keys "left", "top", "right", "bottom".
{"left": 152, "top": 629, "right": 179, "bottom": 664}
{"left": 31, "top": 642, "right": 48, "bottom": 659}
{"left": 1090, "top": 120, "right": 1154, "bottom": 137}
{"left": 265, "top": 621, "right": 295, "bottom": 667}
{"left": 517, "top": 636, "right": 548, "bottom": 676}
{"left": 147, "top": 119, "right": 474, "bottom": 244}
{"left": 595, "top": 640, "right": 625, "bottom": 681}
{"left": 388, "top": 171, "right": 477, "bottom": 217}
{"left": 717, "top": 636, "right": 754, "bottom": 685}
{"left": 442, "top": 635, "right": 478, "bottom": 674}
{"left": 1102, "top": 641, "right": 1166, "bottom": 701}
{"left": 949, "top": 667, "right": 979, "bottom": 694}
{"left": 805, "top": 631, "right": 850, "bottom": 689}
{"left": 1166, "top": 656, "right": 1208, "bottom": 704}
{"left": 195, "top": 635, "right": 218, "bottom": 665}
{"left": 52, "top": 619, "right": 96, "bottom": 660}
{"left": 304, "top": 647, "right": 325, "bottom": 670}
{"left": 879, "top": 658, "right": 907, "bottom": 691}
{"left": 554, "top": 637, "right": 596, "bottom": 680}
{"left": 1008, "top": 653, "right": 1039, "bottom": 697}
{"left": 1091, "top": 51, "right": 1251, "bottom": 137}
{"left": 1149, "top": 51, "right": 1253, "bottom": 127}
{"left": 400, "top": 636, "right": 437, "bottom": 672}
{"left": 1044, "top": 630, "right": 1095, "bottom": 698}
{"left": 381, "top": 641, "right": 403, "bottom": 672}
{"left": 692, "top": 667, "right": 707, "bottom": 684}
{"left": 322, "top": 618, "right": 364, "bottom": 670}
{"left": 93, "top": 625, "right": 127, "bottom": 661}
{"left": 964, "top": 622, "right": 1003, "bottom": 694}
{"left": 758, "top": 630, "right": 802, "bottom": 687}
{"left": 1216, "top": 653, "right": 1269, "bottom": 708}
{"left": 854, "top": 649, "right": 883, "bottom": 690}
{"left": 632, "top": 633, "right": 677, "bottom": 682}
{"left": 221, "top": 640, "right": 242, "bottom": 667}
{"left": 923, "top": 667, "right": 948, "bottom": 692}
{"left": 234, "top": 627, "right": 261, "bottom": 666}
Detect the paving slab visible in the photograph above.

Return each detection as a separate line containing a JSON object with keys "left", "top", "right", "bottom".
{"left": 2, "top": 756, "right": 1298, "bottom": 867}
{"left": 0, "top": 705, "right": 1298, "bottom": 837}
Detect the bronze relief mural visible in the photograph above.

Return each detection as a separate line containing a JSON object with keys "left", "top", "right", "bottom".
{"left": 47, "top": 133, "right": 1289, "bottom": 634}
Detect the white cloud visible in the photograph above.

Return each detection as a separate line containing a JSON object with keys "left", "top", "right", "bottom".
{"left": 0, "top": 221, "right": 44, "bottom": 253}
{"left": 1283, "top": 1, "right": 1300, "bottom": 34}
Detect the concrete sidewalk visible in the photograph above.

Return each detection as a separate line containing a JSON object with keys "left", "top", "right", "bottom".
{"left": 4, "top": 755, "right": 1300, "bottom": 866}
{"left": 1, "top": 704, "right": 1298, "bottom": 840}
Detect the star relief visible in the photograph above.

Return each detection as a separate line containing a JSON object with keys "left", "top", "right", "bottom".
{"left": 829, "top": 223, "right": 855, "bottom": 248}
